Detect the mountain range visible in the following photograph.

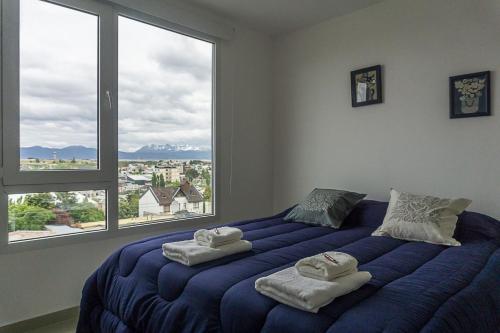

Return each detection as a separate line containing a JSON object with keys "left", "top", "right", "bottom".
{"left": 20, "top": 144, "right": 211, "bottom": 160}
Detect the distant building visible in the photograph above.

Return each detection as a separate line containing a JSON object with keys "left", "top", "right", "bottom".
{"left": 139, "top": 181, "right": 203, "bottom": 217}
{"left": 154, "top": 166, "right": 183, "bottom": 183}
{"left": 127, "top": 174, "right": 149, "bottom": 185}
{"left": 127, "top": 163, "right": 145, "bottom": 174}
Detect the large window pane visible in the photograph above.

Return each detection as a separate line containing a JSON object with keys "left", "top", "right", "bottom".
{"left": 118, "top": 17, "right": 213, "bottom": 227}
{"left": 19, "top": 0, "right": 99, "bottom": 171}
{"left": 8, "top": 190, "right": 106, "bottom": 242}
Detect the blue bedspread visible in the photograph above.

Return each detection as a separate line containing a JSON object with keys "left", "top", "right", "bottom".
{"left": 77, "top": 200, "right": 500, "bottom": 333}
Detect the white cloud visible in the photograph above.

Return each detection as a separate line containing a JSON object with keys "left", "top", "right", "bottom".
{"left": 20, "top": 0, "right": 213, "bottom": 153}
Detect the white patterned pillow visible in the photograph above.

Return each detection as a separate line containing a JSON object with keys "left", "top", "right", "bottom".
{"left": 372, "top": 189, "right": 471, "bottom": 246}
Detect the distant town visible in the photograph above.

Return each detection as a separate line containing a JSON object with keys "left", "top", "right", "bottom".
{"left": 118, "top": 158, "right": 213, "bottom": 224}
{"left": 9, "top": 145, "right": 213, "bottom": 241}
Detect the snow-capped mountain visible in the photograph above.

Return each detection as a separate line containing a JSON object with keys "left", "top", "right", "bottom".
{"left": 21, "top": 144, "right": 211, "bottom": 160}
{"left": 135, "top": 144, "right": 208, "bottom": 153}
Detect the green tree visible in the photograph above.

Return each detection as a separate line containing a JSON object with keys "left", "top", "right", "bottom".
{"left": 119, "top": 198, "right": 128, "bottom": 219}
{"left": 118, "top": 160, "right": 130, "bottom": 168}
{"left": 185, "top": 169, "right": 199, "bottom": 182}
{"left": 202, "top": 169, "right": 211, "bottom": 186}
{"left": 55, "top": 192, "right": 78, "bottom": 209}
{"left": 152, "top": 173, "right": 158, "bottom": 187}
{"left": 71, "top": 157, "right": 76, "bottom": 163}
{"left": 128, "top": 193, "right": 139, "bottom": 215}
{"left": 69, "top": 203, "right": 105, "bottom": 223}
{"left": 202, "top": 186, "right": 212, "bottom": 214}
{"left": 203, "top": 186, "right": 212, "bottom": 201}
{"left": 8, "top": 204, "right": 55, "bottom": 231}
{"left": 159, "top": 174, "right": 166, "bottom": 187}
{"left": 167, "top": 180, "right": 180, "bottom": 187}
{"left": 118, "top": 192, "right": 139, "bottom": 219}
{"left": 35, "top": 158, "right": 40, "bottom": 163}
{"left": 24, "top": 193, "right": 55, "bottom": 209}
{"left": 119, "top": 198, "right": 132, "bottom": 219}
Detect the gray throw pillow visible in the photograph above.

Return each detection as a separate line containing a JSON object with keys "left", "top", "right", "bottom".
{"left": 284, "top": 188, "right": 366, "bottom": 228}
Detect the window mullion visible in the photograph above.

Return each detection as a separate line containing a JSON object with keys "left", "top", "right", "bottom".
{"left": 0, "top": 187, "right": 7, "bottom": 251}
{"left": 100, "top": 7, "right": 119, "bottom": 232}
{"left": 0, "top": 0, "right": 6, "bottom": 249}
{"left": 2, "top": 0, "right": 21, "bottom": 183}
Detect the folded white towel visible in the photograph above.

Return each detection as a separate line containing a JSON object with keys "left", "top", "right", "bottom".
{"left": 194, "top": 227, "right": 243, "bottom": 248}
{"left": 162, "top": 239, "right": 252, "bottom": 266}
{"left": 255, "top": 267, "right": 371, "bottom": 313}
{"left": 295, "top": 251, "right": 358, "bottom": 281}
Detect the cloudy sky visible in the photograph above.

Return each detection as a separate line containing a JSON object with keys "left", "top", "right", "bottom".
{"left": 20, "top": 0, "right": 213, "bottom": 153}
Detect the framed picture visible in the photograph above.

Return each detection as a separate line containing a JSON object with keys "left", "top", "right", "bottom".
{"left": 351, "top": 65, "right": 382, "bottom": 107}
{"left": 449, "top": 71, "right": 491, "bottom": 118}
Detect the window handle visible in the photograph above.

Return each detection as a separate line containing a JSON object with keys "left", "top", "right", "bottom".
{"left": 106, "top": 90, "right": 113, "bottom": 110}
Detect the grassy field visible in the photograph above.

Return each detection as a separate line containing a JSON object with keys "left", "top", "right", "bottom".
{"left": 21, "top": 159, "right": 97, "bottom": 170}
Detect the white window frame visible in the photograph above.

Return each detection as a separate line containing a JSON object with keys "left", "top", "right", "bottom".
{"left": 0, "top": 0, "right": 220, "bottom": 252}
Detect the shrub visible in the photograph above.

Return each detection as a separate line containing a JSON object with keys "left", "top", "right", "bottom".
{"left": 119, "top": 193, "right": 139, "bottom": 219}
{"left": 24, "top": 193, "right": 55, "bottom": 209}
{"left": 69, "top": 203, "right": 105, "bottom": 223}
{"left": 185, "top": 169, "right": 199, "bottom": 181}
{"left": 8, "top": 204, "right": 55, "bottom": 231}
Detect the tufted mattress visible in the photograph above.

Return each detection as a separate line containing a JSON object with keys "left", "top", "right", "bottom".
{"left": 77, "top": 200, "right": 500, "bottom": 333}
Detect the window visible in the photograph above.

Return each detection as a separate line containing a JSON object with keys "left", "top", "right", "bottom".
{"left": 3, "top": 0, "right": 114, "bottom": 186}
{"left": 1, "top": 0, "right": 217, "bottom": 245}
{"left": 8, "top": 190, "right": 106, "bottom": 242}
{"left": 117, "top": 16, "right": 214, "bottom": 227}
{"left": 19, "top": 0, "right": 99, "bottom": 171}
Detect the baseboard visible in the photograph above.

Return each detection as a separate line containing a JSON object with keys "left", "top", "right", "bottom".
{"left": 0, "top": 307, "right": 79, "bottom": 333}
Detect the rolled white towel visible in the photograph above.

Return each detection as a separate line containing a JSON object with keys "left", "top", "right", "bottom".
{"left": 295, "top": 251, "right": 358, "bottom": 281}
{"left": 255, "top": 267, "right": 371, "bottom": 313}
{"left": 194, "top": 227, "right": 243, "bottom": 248}
{"left": 163, "top": 239, "right": 252, "bottom": 266}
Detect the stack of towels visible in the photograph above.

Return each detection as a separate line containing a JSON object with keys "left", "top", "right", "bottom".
{"left": 255, "top": 252, "right": 371, "bottom": 313}
{"left": 162, "top": 227, "right": 251, "bottom": 266}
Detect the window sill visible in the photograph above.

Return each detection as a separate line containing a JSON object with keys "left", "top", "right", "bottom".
{"left": 1, "top": 214, "right": 218, "bottom": 254}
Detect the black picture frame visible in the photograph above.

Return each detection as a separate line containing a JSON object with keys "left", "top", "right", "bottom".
{"left": 449, "top": 71, "right": 491, "bottom": 119}
{"left": 351, "top": 65, "right": 383, "bottom": 107}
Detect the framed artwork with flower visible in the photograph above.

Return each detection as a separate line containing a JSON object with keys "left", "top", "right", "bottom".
{"left": 351, "top": 65, "right": 382, "bottom": 107}
{"left": 450, "top": 71, "right": 491, "bottom": 118}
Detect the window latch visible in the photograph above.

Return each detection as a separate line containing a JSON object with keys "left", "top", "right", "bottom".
{"left": 106, "top": 90, "right": 113, "bottom": 110}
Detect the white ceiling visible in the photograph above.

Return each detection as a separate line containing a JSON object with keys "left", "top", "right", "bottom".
{"left": 183, "top": 0, "right": 385, "bottom": 35}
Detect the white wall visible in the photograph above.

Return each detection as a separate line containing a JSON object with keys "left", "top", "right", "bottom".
{"left": 273, "top": 0, "right": 500, "bottom": 218}
{"left": 0, "top": 10, "right": 274, "bottom": 328}
{"left": 5, "top": 0, "right": 500, "bottom": 326}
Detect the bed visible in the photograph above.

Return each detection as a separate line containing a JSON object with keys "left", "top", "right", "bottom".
{"left": 77, "top": 200, "right": 500, "bottom": 333}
